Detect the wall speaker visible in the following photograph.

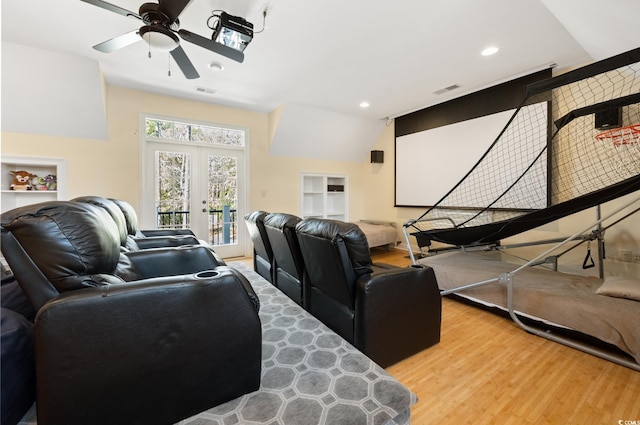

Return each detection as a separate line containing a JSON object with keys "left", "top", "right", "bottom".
{"left": 595, "top": 108, "right": 621, "bottom": 130}
{"left": 371, "top": 150, "right": 384, "bottom": 164}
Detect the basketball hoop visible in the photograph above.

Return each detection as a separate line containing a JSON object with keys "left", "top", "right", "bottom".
{"left": 595, "top": 124, "right": 640, "bottom": 147}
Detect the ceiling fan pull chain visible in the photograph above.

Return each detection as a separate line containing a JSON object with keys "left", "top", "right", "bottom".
{"left": 168, "top": 54, "right": 172, "bottom": 77}
{"left": 148, "top": 33, "right": 152, "bottom": 58}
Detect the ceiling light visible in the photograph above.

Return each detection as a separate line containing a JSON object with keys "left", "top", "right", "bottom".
{"left": 212, "top": 12, "right": 254, "bottom": 52}
{"left": 140, "top": 26, "right": 180, "bottom": 52}
{"left": 360, "top": 101, "right": 370, "bottom": 108}
{"left": 481, "top": 46, "right": 499, "bottom": 56}
{"left": 208, "top": 62, "right": 225, "bottom": 71}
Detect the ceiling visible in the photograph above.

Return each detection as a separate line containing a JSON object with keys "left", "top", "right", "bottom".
{"left": 1, "top": 0, "right": 638, "bottom": 126}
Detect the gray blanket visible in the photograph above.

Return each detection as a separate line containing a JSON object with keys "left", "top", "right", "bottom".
{"left": 418, "top": 251, "right": 640, "bottom": 364}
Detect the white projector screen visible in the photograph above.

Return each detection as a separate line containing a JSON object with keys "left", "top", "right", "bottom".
{"left": 395, "top": 102, "right": 548, "bottom": 207}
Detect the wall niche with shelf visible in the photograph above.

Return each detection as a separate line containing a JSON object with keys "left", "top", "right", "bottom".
{"left": 1, "top": 155, "right": 67, "bottom": 213}
{"left": 300, "top": 173, "right": 348, "bottom": 221}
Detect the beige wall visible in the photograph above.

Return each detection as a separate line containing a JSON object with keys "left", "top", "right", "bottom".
{"left": 1, "top": 85, "right": 377, "bottom": 256}
{"left": 2, "top": 86, "right": 266, "bottom": 209}
{"left": 2, "top": 85, "right": 639, "bottom": 276}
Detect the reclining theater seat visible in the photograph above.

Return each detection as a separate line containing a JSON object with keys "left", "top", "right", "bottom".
{"left": 74, "top": 196, "right": 226, "bottom": 267}
{"left": 109, "top": 198, "right": 198, "bottom": 237}
{"left": 244, "top": 210, "right": 274, "bottom": 283}
{"left": 263, "top": 212, "right": 305, "bottom": 306}
{"left": 0, "top": 201, "right": 261, "bottom": 425}
{"left": 295, "top": 218, "right": 442, "bottom": 368}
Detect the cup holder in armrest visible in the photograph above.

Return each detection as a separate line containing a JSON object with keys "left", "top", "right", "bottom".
{"left": 194, "top": 270, "right": 220, "bottom": 279}
{"left": 409, "top": 264, "right": 425, "bottom": 269}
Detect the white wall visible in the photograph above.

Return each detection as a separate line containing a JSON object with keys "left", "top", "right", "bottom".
{"left": 1, "top": 42, "right": 108, "bottom": 140}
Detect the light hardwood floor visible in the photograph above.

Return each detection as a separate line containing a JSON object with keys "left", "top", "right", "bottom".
{"left": 234, "top": 249, "right": 640, "bottom": 424}
{"left": 374, "top": 248, "right": 640, "bottom": 425}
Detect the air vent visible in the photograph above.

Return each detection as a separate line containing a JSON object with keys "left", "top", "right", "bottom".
{"left": 195, "top": 86, "right": 217, "bottom": 95}
{"left": 433, "top": 84, "right": 461, "bottom": 95}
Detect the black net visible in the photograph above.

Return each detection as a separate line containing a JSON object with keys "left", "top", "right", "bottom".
{"left": 406, "top": 48, "right": 640, "bottom": 247}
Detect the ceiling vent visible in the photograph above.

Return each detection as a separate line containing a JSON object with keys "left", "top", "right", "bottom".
{"left": 195, "top": 86, "right": 217, "bottom": 95}
{"left": 433, "top": 84, "right": 460, "bottom": 95}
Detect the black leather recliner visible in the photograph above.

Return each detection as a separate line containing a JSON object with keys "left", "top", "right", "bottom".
{"left": 244, "top": 210, "right": 274, "bottom": 283}
{"left": 295, "top": 218, "right": 442, "bottom": 368}
{"left": 1, "top": 201, "right": 261, "bottom": 425}
{"left": 263, "top": 212, "right": 305, "bottom": 306}
{"left": 72, "top": 196, "right": 199, "bottom": 248}
{"left": 72, "top": 196, "right": 226, "bottom": 267}
{"left": 109, "top": 198, "right": 198, "bottom": 238}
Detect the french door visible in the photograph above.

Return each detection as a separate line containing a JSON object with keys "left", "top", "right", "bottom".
{"left": 142, "top": 140, "right": 246, "bottom": 258}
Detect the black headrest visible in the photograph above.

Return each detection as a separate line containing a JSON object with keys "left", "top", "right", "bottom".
{"left": 295, "top": 218, "right": 372, "bottom": 271}
{"left": 109, "top": 199, "right": 140, "bottom": 236}
{"left": 72, "top": 196, "right": 128, "bottom": 245}
{"left": 264, "top": 213, "right": 301, "bottom": 231}
{"left": 1, "top": 201, "right": 122, "bottom": 292}
{"left": 244, "top": 211, "right": 272, "bottom": 259}
{"left": 244, "top": 210, "right": 268, "bottom": 224}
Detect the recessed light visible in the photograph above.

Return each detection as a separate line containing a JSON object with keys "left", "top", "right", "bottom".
{"left": 481, "top": 46, "right": 499, "bottom": 56}
{"left": 207, "top": 62, "right": 225, "bottom": 71}
{"left": 359, "top": 101, "right": 370, "bottom": 108}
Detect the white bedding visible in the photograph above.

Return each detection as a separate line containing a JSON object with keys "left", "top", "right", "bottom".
{"left": 417, "top": 251, "right": 640, "bottom": 364}
{"left": 356, "top": 220, "right": 399, "bottom": 248}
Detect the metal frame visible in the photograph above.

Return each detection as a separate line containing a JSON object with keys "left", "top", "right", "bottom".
{"left": 432, "top": 193, "right": 640, "bottom": 371}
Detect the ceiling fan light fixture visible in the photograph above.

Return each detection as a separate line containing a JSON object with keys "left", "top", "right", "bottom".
{"left": 140, "top": 25, "right": 180, "bottom": 52}
{"left": 213, "top": 12, "right": 253, "bottom": 52}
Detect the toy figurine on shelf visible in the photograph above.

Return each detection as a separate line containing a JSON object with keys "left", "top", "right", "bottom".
{"left": 44, "top": 174, "right": 57, "bottom": 191}
{"left": 9, "top": 170, "right": 36, "bottom": 190}
{"left": 32, "top": 176, "right": 46, "bottom": 190}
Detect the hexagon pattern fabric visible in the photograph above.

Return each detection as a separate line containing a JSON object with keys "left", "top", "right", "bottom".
{"left": 17, "top": 262, "right": 416, "bottom": 425}
{"left": 180, "top": 262, "right": 416, "bottom": 425}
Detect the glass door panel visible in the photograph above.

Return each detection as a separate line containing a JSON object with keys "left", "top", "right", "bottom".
{"left": 155, "top": 150, "right": 192, "bottom": 230}
{"left": 144, "top": 141, "right": 245, "bottom": 258}
{"left": 207, "top": 154, "right": 238, "bottom": 247}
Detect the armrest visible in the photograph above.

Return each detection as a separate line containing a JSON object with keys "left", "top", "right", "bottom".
{"left": 123, "top": 245, "right": 225, "bottom": 279}
{"left": 34, "top": 267, "right": 261, "bottom": 425}
{"left": 140, "top": 228, "right": 195, "bottom": 237}
{"left": 354, "top": 264, "right": 441, "bottom": 367}
{"left": 132, "top": 234, "right": 200, "bottom": 248}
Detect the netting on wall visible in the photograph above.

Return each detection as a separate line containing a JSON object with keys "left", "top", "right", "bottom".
{"left": 406, "top": 48, "right": 640, "bottom": 247}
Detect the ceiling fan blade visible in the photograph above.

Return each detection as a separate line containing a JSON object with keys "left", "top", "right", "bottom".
{"left": 178, "top": 29, "right": 245, "bottom": 63}
{"left": 170, "top": 46, "right": 200, "bottom": 79}
{"left": 93, "top": 29, "right": 141, "bottom": 53}
{"left": 158, "top": 0, "right": 192, "bottom": 24}
{"left": 79, "top": 0, "right": 141, "bottom": 20}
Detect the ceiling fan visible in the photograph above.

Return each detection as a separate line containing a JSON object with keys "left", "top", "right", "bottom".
{"left": 80, "top": 0, "right": 246, "bottom": 79}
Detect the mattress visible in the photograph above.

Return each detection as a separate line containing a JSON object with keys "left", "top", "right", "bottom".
{"left": 356, "top": 220, "right": 399, "bottom": 248}
{"left": 417, "top": 251, "right": 640, "bottom": 364}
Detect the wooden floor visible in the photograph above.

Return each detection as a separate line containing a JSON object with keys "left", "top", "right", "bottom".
{"left": 372, "top": 248, "right": 640, "bottom": 425}
{"left": 234, "top": 249, "right": 640, "bottom": 424}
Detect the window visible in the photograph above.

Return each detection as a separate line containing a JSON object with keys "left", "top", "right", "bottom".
{"left": 141, "top": 114, "right": 247, "bottom": 257}
{"left": 145, "top": 118, "right": 245, "bottom": 147}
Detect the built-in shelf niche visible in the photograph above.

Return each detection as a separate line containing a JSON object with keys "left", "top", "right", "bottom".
{"left": 1, "top": 155, "right": 67, "bottom": 213}
{"left": 300, "top": 173, "right": 348, "bottom": 221}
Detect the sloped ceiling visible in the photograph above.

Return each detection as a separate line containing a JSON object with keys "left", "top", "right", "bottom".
{"left": 2, "top": 42, "right": 108, "bottom": 140}
{"left": 270, "top": 104, "right": 386, "bottom": 162}
{"left": 540, "top": 0, "right": 640, "bottom": 60}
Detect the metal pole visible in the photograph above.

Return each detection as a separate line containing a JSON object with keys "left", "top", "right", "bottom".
{"left": 596, "top": 205, "right": 604, "bottom": 279}
{"left": 223, "top": 204, "right": 231, "bottom": 245}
